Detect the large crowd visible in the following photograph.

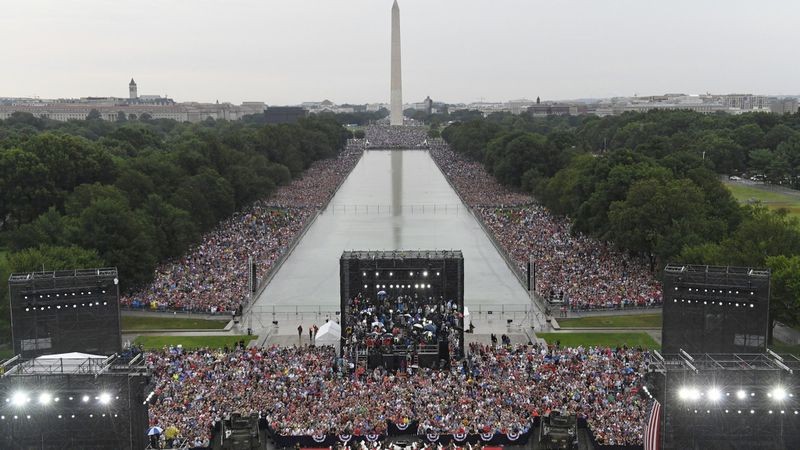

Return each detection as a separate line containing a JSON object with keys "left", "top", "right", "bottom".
{"left": 429, "top": 145, "right": 662, "bottom": 310}
{"left": 344, "top": 292, "right": 461, "bottom": 359}
{"left": 146, "top": 343, "right": 650, "bottom": 447}
{"left": 121, "top": 147, "right": 362, "bottom": 313}
{"left": 365, "top": 125, "right": 430, "bottom": 149}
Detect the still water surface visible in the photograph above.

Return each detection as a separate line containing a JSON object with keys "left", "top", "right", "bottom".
{"left": 252, "top": 150, "right": 531, "bottom": 311}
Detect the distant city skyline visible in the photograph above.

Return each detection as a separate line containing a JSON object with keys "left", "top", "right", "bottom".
{"left": 3, "top": 0, "right": 799, "bottom": 105}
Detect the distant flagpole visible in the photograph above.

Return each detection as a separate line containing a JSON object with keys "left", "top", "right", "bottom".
{"left": 644, "top": 398, "right": 662, "bottom": 450}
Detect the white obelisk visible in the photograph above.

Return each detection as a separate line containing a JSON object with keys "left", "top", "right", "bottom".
{"left": 390, "top": 0, "right": 403, "bottom": 126}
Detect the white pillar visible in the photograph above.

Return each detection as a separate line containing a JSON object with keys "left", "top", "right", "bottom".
{"left": 390, "top": 0, "right": 403, "bottom": 126}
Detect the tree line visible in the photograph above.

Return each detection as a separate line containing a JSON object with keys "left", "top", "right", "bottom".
{"left": 441, "top": 110, "right": 800, "bottom": 340}
{"left": 0, "top": 112, "right": 350, "bottom": 342}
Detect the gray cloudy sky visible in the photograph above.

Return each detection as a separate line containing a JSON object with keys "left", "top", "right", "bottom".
{"left": 3, "top": 0, "right": 799, "bottom": 105}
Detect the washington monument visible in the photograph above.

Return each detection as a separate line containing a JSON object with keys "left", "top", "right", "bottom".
{"left": 390, "top": 0, "right": 403, "bottom": 126}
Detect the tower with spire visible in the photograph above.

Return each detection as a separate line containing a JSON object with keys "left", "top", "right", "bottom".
{"left": 390, "top": 0, "right": 403, "bottom": 126}
{"left": 129, "top": 78, "right": 138, "bottom": 100}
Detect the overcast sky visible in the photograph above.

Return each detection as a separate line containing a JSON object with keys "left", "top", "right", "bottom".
{"left": 3, "top": 0, "right": 799, "bottom": 105}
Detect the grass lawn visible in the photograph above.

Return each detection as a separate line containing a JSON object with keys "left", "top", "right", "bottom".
{"left": 769, "top": 339, "right": 800, "bottom": 358}
{"left": 558, "top": 313, "right": 662, "bottom": 328}
{"left": 133, "top": 335, "right": 257, "bottom": 350}
{"left": 537, "top": 332, "right": 661, "bottom": 350}
{"left": 0, "top": 348, "right": 13, "bottom": 360}
{"left": 0, "top": 248, "right": 7, "bottom": 265}
{"left": 725, "top": 183, "right": 800, "bottom": 219}
{"left": 122, "top": 315, "right": 228, "bottom": 331}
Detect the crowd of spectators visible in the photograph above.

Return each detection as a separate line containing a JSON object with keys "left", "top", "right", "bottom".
{"left": 344, "top": 292, "right": 461, "bottom": 358}
{"left": 146, "top": 343, "right": 650, "bottom": 447}
{"left": 429, "top": 145, "right": 662, "bottom": 310}
{"left": 121, "top": 147, "right": 362, "bottom": 313}
{"left": 429, "top": 144, "right": 530, "bottom": 207}
{"left": 478, "top": 207, "right": 662, "bottom": 309}
{"left": 365, "top": 125, "right": 430, "bottom": 149}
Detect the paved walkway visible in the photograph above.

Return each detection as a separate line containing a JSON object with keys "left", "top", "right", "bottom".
{"left": 251, "top": 311, "right": 539, "bottom": 347}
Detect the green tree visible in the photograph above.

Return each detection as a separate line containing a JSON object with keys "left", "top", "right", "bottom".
{"left": 608, "top": 177, "right": 709, "bottom": 270}
{"left": 75, "top": 196, "right": 157, "bottom": 289}
{"left": 765, "top": 255, "right": 800, "bottom": 343}
{"left": 140, "top": 194, "right": 199, "bottom": 260}
{"left": 775, "top": 136, "right": 800, "bottom": 188}
{"left": 6, "top": 207, "right": 75, "bottom": 251}
{"left": 733, "top": 123, "right": 765, "bottom": 149}
{"left": 763, "top": 124, "right": 798, "bottom": 150}
{"left": 87, "top": 109, "right": 102, "bottom": 121}
{"left": 6, "top": 245, "right": 104, "bottom": 272}
{"left": 0, "top": 148, "right": 54, "bottom": 228}
{"left": 114, "top": 167, "right": 156, "bottom": 208}
{"left": 692, "top": 133, "right": 745, "bottom": 174}
{"left": 170, "top": 169, "right": 235, "bottom": 230}
{"left": 748, "top": 148, "right": 774, "bottom": 175}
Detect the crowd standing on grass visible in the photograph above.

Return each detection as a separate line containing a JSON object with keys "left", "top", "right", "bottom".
{"left": 365, "top": 125, "right": 430, "bottom": 149}
{"left": 146, "top": 343, "right": 650, "bottom": 447}
{"left": 429, "top": 144, "right": 662, "bottom": 310}
{"left": 121, "top": 147, "right": 362, "bottom": 313}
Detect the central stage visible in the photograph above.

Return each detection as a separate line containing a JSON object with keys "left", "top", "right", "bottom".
{"left": 340, "top": 250, "right": 464, "bottom": 369}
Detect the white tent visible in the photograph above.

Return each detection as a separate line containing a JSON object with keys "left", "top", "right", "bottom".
{"left": 315, "top": 321, "right": 341, "bottom": 353}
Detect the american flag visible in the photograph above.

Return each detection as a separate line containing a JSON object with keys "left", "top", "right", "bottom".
{"left": 644, "top": 399, "right": 662, "bottom": 450}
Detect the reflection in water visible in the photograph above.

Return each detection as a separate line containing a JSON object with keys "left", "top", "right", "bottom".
{"left": 391, "top": 150, "right": 403, "bottom": 248}
{"left": 252, "top": 150, "right": 531, "bottom": 309}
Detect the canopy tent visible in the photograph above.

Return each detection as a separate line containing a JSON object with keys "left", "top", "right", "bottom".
{"left": 315, "top": 321, "right": 341, "bottom": 353}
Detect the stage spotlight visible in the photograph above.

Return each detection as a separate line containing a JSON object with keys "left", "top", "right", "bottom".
{"left": 707, "top": 388, "right": 722, "bottom": 402}
{"left": 98, "top": 392, "right": 112, "bottom": 405}
{"left": 81, "top": 395, "right": 90, "bottom": 403}
{"left": 771, "top": 387, "right": 787, "bottom": 401}
{"left": 389, "top": 272, "right": 393, "bottom": 276}
{"left": 37, "top": 392, "right": 52, "bottom": 405}
{"left": 423, "top": 271, "right": 428, "bottom": 277}
{"left": 11, "top": 392, "right": 28, "bottom": 407}
{"left": 736, "top": 390, "right": 747, "bottom": 400}
{"left": 679, "top": 387, "right": 700, "bottom": 401}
